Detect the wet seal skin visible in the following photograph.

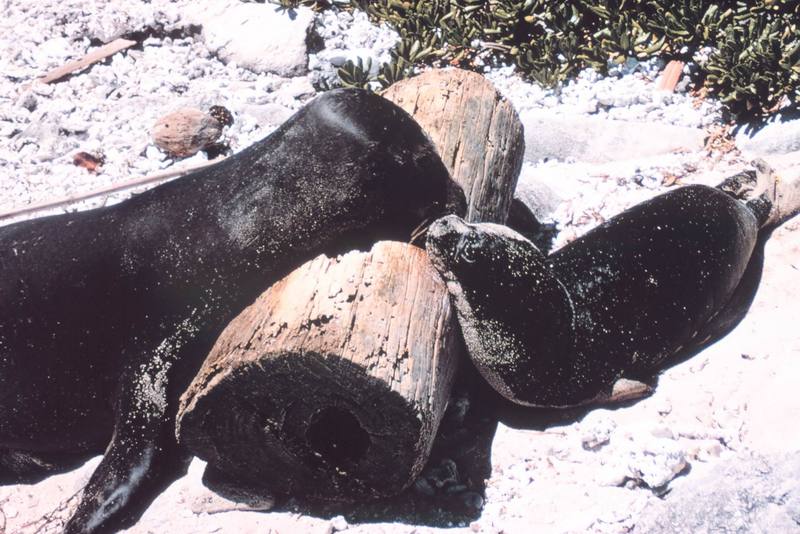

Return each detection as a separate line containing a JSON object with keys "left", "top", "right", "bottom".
{"left": 426, "top": 182, "right": 774, "bottom": 408}
{"left": 0, "top": 88, "right": 465, "bottom": 534}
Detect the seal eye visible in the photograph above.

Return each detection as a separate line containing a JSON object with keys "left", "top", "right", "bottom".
{"left": 457, "top": 238, "right": 479, "bottom": 264}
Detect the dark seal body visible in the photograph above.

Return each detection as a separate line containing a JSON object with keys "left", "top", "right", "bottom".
{"left": 0, "top": 88, "right": 465, "bottom": 533}
{"left": 427, "top": 185, "right": 759, "bottom": 407}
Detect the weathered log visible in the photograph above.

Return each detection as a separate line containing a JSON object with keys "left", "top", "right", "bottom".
{"left": 176, "top": 242, "right": 461, "bottom": 500}
{"left": 382, "top": 68, "right": 525, "bottom": 224}
{"left": 176, "top": 69, "right": 525, "bottom": 501}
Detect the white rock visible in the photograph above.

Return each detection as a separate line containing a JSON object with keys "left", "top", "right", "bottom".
{"left": 520, "top": 111, "right": 707, "bottom": 164}
{"left": 329, "top": 515, "right": 348, "bottom": 531}
{"left": 580, "top": 410, "right": 618, "bottom": 451}
{"left": 683, "top": 439, "right": 724, "bottom": 462}
{"left": 145, "top": 144, "right": 166, "bottom": 161}
{"left": 274, "top": 76, "right": 316, "bottom": 102}
{"left": 16, "top": 91, "right": 37, "bottom": 112}
{"left": 737, "top": 118, "right": 800, "bottom": 156}
{"left": 628, "top": 440, "right": 688, "bottom": 489}
{"left": 240, "top": 103, "right": 294, "bottom": 128}
{"left": 514, "top": 167, "right": 563, "bottom": 221}
{"left": 32, "top": 36, "right": 76, "bottom": 68}
{"left": 649, "top": 425, "right": 675, "bottom": 440}
{"left": 30, "top": 82, "right": 55, "bottom": 97}
{"left": 194, "top": 1, "right": 315, "bottom": 77}
{"left": 0, "top": 122, "right": 17, "bottom": 137}
{"left": 577, "top": 97, "right": 598, "bottom": 114}
{"left": 597, "top": 90, "right": 642, "bottom": 108}
{"left": 88, "top": 10, "right": 145, "bottom": 43}
{"left": 84, "top": 3, "right": 184, "bottom": 43}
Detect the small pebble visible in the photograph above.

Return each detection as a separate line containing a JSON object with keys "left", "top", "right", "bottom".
{"left": 650, "top": 426, "right": 675, "bottom": 440}
{"left": 18, "top": 92, "right": 37, "bottom": 112}
{"left": 330, "top": 515, "right": 348, "bottom": 531}
{"left": 145, "top": 145, "right": 166, "bottom": 161}
{"left": 460, "top": 492, "right": 485, "bottom": 511}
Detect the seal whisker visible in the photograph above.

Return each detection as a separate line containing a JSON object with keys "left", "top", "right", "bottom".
{"left": 410, "top": 216, "right": 433, "bottom": 246}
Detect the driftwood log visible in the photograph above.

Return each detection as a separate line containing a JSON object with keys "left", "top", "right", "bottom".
{"left": 176, "top": 242, "right": 461, "bottom": 499}
{"left": 382, "top": 68, "right": 525, "bottom": 224}
{"left": 176, "top": 68, "right": 525, "bottom": 500}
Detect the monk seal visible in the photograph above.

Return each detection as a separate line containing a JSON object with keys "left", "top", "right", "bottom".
{"left": 426, "top": 173, "right": 784, "bottom": 408}
{"left": 0, "top": 88, "right": 466, "bottom": 533}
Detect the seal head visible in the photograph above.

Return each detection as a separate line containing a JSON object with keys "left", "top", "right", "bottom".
{"left": 426, "top": 215, "right": 577, "bottom": 405}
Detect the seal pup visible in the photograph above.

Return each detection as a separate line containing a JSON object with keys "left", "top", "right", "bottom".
{"left": 0, "top": 88, "right": 466, "bottom": 533}
{"left": 426, "top": 166, "right": 792, "bottom": 408}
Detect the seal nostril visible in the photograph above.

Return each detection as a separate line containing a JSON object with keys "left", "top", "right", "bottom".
{"left": 306, "top": 407, "right": 370, "bottom": 468}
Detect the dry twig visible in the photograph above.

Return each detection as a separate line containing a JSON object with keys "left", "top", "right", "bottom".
{"left": 0, "top": 158, "right": 225, "bottom": 221}
{"left": 37, "top": 38, "right": 136, "bottom": 84}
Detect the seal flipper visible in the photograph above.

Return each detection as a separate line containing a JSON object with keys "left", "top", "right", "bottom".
{"left": 63, "top": 417, "right": 188, "bottom": 534}
{"left": 63, "top": 366, "right": 190, "bottom": 534}
{"left": 589, "top": 378, "right": 653, "bottom": 406}
{"left": 716, "top": 158, "right": 800, "bottom": 229}
{"left": 716, "top": 159, "right": 776, "bottom": 227}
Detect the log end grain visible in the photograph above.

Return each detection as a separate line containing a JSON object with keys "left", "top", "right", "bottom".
{"left": 176, "top": 242, "right": 463, "bottom": 501}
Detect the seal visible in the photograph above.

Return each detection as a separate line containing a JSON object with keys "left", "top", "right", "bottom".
{"left": 0, "top": 88, "right": 466, "bottom": 533}
{"left": 426, "top": 180, "right": 776, "bottom": 408}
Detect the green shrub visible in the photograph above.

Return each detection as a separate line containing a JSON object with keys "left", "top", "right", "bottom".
{"left": 704, "top": 8, "right": 800, "bottom": 116}
{"left": 273, "top": 0, "right": 800, "bottom": 120}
